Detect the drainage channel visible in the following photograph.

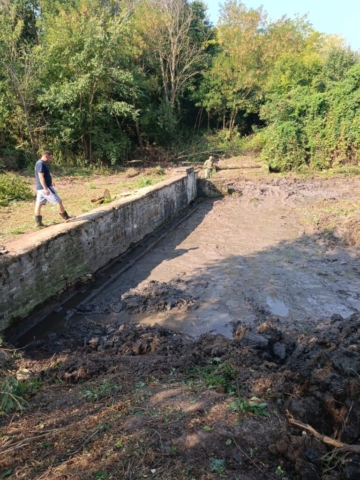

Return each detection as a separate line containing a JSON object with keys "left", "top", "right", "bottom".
{"left": 11, "top": 200, "right": 204, "bottom": 347}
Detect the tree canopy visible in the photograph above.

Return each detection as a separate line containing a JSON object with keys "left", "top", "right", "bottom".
{"left": 0, "top": 0, "right": 359, "bottom": 170}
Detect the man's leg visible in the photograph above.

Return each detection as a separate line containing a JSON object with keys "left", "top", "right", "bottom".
{"left": 56, "top": 199, "right": 73, "bottom": 221}
{"left": 56, "top": 201, "right": 65, "bottom": 215}
{"left": 34, "top": 203, "right": 42, "bottom": 216}
{"left": 34, "top": 193, "right": 45, "bottom": 227}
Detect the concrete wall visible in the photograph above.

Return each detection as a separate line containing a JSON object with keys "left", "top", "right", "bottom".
{"left": 0, "top": 167, "right": 196, "bottom": 331}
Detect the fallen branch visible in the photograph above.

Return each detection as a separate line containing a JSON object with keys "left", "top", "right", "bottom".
{"left": 0, "top": 429, "right": 62, "bottom": 455}
{"left": 175, "top": 150, "right": 223, "bottom": 160}
{"left": 287, "top": 410, "right": 360, "bottom": 453}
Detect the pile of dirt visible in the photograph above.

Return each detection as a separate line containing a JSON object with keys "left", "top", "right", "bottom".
{"left": 3, "top": 313, "right": 358, "bottom": 479}
{"left": 119, "top": 279, "right": 199, "bottom": 314}
{"left": 76, "top": 278, "right": 200, "bottom": 315}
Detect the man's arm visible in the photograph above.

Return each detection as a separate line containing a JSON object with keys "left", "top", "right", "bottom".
{"left": 38, "top": 172, "right": 50, "bottom": 195}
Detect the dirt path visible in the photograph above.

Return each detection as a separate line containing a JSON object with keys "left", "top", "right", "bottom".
{"left": 1, "top": 172, "right": 360, "bottom": 480}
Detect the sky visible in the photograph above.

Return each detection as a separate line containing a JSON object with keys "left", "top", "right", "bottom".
{"left": 205, "top": 0, "right": 360, "bottom": 51}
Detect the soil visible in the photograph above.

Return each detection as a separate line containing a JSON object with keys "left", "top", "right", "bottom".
{"left": 1, "top": 162, "right": 360, "bottom": 480}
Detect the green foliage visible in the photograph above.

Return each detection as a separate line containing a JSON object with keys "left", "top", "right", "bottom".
{"left": 187, "top": 359, "right": 238, "bottom": 394}
{"left": 259, "top": 61, "right": 360, "bottom": 171}
{"left": 0, "top": 376, "right": 42, "bottom": 413}
{"left": 228, "top": 398, "right": 269, "bottom": 417}
{"left": 0, "top": 0, "right": 359, "bottom": 170}
{"left": 209, "top": 458, "right": 226, "bottom": 473}
{"left": 135, "top": 177, "right": 153, "bottom": 188}
{"left": 151, "top": 165, "right": 165, "bottom": 176}
{"left": 0, "top": 174, "right": 33, "bottom": 206}
{"left": 82, "top": 379, "right": 120, "bottom": 402}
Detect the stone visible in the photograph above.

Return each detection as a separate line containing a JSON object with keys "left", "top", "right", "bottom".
{"left": 241, "top": 333, "right": 268, "bottom": 349}
{"left": 273, "top": 342, "right": 286, "bottom": 360}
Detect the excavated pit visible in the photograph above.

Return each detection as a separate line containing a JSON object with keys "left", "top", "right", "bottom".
{"left": 2, "top": 174, "right": 360, "bottom": 480}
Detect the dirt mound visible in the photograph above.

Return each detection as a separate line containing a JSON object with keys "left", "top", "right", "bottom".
{"left": 7, "top": 314, "right": 359, "bottom": 479}
{"left": 76, "top": 278, "right": 200, "bottom": 315}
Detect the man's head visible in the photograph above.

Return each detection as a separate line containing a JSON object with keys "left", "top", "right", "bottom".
{"left": 41, "top": 151, "right": 53, "bottom": 162}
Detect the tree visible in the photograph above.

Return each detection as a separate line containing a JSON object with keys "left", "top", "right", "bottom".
{"left": 38, "top": 0, "right": 137, "bottom": 163}
{"left": 133, "top": 0, "right": 213, "bottom": 137}
{"left": 0, "top": 1, "right": 42, "bottom": 162}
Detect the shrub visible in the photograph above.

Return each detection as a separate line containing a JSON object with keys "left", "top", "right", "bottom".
{"left": 0, "top": 174, "right": 33, "bottom": 206}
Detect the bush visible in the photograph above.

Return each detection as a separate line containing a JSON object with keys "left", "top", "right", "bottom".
{"left": 260, "top": 122, "right": 307, "bottom": 171}
{"left": 0, "top": 174, "right": 33, "bottom": 206}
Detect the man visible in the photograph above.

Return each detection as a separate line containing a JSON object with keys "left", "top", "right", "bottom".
{"left": 203, "top": 156, "right": 217, "bottom": 179}
{"left": 34, "top": 151, "right": 73, "bottom": 227}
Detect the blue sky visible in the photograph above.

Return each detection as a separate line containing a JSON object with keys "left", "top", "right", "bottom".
{"left": 205, "top": 0, "right": 360, "bottom": 51}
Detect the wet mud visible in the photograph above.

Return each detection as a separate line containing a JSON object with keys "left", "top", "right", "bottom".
{"left": 71, "top": 176, "right": 360, "bottom": 338}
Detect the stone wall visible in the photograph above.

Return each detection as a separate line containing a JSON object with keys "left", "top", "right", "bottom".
{"left": 0, "top": 168, "right": 196, "bottom": 331}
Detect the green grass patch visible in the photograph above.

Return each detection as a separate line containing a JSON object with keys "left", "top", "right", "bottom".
{"left": 187, "top": 359, "right": 238, "bottom": 394}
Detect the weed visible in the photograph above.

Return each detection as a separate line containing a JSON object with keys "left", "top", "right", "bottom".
{"left": 249, "top": 446, "right": 258, "bottom": 458}
{"left": 0, "top": 377, "right": 41, "bottom": 413}
{"left": 151, "top": 165, "right": 165, "bottom": 176}
{"left": 275, "top": 465, "right": 284, "bottom": 476}
{"left": 82, "top": 379, "right": 120, "bottom": 402}
{"left": 88, "top": 183, "right": 97, "bottom": 189}
{"left": 38, "top": 441, "right": 51, "bottom": 449}
{"left": 95, "top": 472, "right": 108, "bottom": 480}
{"left": 1, "top": 469, "right": 12, "bottom": 478}
{"left": 209, "top": 458, "right": 226, "bottom": 473}
{"left": 187, "top": 360, "right": 238, "bottom": 394}
{"left": 228, "top": 398, "right": 269, "bottom": 417}
{"left": 135, "top": 177, "right": 153, "bottom": 188}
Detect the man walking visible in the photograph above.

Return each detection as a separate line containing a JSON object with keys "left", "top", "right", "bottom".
{"left": 34, "top": 151, "right": 73, "bottom": 227}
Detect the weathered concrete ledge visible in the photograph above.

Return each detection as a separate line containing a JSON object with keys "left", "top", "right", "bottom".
{"left": 0, "top": 167, "right": 196, "bottom": 331}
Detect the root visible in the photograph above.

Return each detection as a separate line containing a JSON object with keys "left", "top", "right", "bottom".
{"left": 287, "top": 410, "right": 360, "bottom": 453}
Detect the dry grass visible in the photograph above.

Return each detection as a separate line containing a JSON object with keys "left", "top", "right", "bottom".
{"left": 0, "top": 166, "right": 171, "bottom": 245}
{"left": 298, "top": 198, "right": 360, "bottom": 247}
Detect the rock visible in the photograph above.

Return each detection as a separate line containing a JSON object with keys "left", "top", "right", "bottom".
{"left": 16, "top": 368, "right": 31, "bottom": 381}
{"left": 241, "top": 333, "right": 268, "bottom": 349}
{"left": 257, "top": 322, "right": 283, "bottom": 343}
{"left": 273, "top": 342, "right": 286, "bottom": 360}
{"left": 332, "top": 348, "right": 360, "bottom": 376}
{"left": 287, "top": 397, "right": 324, "bottom": 431}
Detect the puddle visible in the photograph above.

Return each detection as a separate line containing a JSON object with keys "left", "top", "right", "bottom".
{"left": 266, "top": 296, "right": 289, "bottom": 316}
{"left": 347, "top": 297, "right": 360, "bottom": 312}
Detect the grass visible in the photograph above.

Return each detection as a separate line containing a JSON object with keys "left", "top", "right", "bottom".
{"left": 187, "top": 358, "right": 240, "bottom": 395}
{"left": 297, "top": 198, "right": 360, "bottom": 246}
{"left": 1, "top": 156, "right": 359, "bottom": 245}
{"left": 0, "top": 165, "right": 171, "bottom": 244}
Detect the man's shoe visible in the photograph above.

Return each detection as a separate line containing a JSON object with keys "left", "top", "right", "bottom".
{"left": 60, "top": 211, "right": 74, "bottom": 222}
{"left": 35, "top": 215, "right": 43, "bottom": 227}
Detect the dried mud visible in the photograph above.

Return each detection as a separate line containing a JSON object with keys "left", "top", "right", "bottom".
{"left": 1, "top": 173, "right": 360, "bottom": 480}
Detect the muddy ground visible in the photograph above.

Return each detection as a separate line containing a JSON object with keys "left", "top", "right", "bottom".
{"left": 1, "top": 170, "right": 360, "bottom": 479}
